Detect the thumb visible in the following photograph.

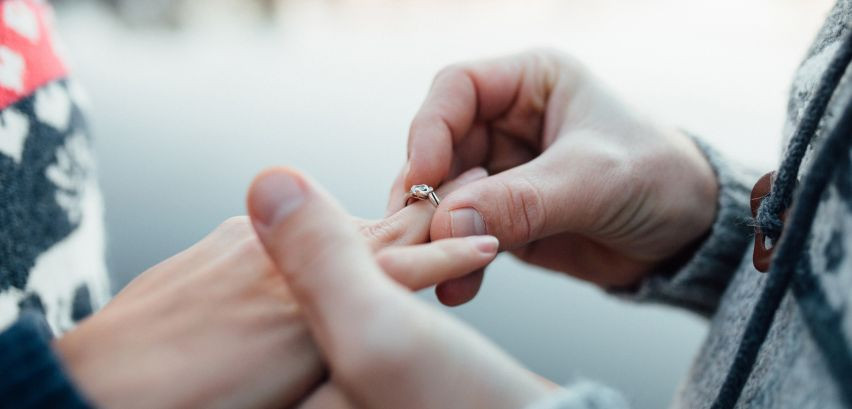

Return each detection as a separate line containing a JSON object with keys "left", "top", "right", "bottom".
{"left": 246, "top": 168, "right": 393, "bottom": 347}
{"left": 430, "top": 149, "right": 597, "bottom": 250}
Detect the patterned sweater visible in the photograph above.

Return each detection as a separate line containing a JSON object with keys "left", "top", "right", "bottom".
{"left": 0, "top": 0, "right": 108, "bottom": 406}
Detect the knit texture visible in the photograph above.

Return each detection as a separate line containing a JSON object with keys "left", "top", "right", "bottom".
{"left": 710, "top": 26, "right": 852, "bottom": 409}
{"left": 0, "top": 311, "right": 92, "bottom": 409}
{"left": 754, "top": 23, "right": 852, "bottom": 241}
{"left": 0, "top": 1, "right": 109, "bottom": 407}
{"left": 0, "top": 0, "right": 110, "bottom": 335}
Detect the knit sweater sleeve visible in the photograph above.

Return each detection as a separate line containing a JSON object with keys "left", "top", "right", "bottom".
{"left": 611, "top": 137, "right": 758, "bottom": 317}
{"left": 0, "top": 311, "right": 93, "bottom": 409}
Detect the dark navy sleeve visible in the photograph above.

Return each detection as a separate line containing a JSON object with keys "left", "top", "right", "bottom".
{"left": 0, "top": 311, "right": 92, "bottom": 409}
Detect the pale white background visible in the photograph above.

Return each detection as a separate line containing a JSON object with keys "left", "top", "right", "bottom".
{"left": 57, "top": 1, "right": 832, "bottom": 407}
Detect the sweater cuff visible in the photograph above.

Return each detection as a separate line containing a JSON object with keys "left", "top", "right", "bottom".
{"left": 612, "top": 137, "right": 758, "bottom": 317}
{"left": 524, "top": 381, "right": 630, "bottom": 409}
{"left": 0, "top": 311, "right": 92, "bottom": 409}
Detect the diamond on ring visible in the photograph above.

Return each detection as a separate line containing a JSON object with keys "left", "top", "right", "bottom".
{"left": 406, "top": 184, "right": 441, "bottom": 207}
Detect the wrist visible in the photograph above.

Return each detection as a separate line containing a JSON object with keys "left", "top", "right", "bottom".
{"left": 682, "top": 131, "right": 720, "bottom": 237}
{"left": 656, "top": 127, "right": 719, "bottom": 257}
{"left": 54, "top": 324, "right": 106, "bottom": 408}
{"left": 53, "top": 308, "right": 179, "bottom": 409}
{"left": 53, "top": 315, "right": 131, "bottom": 409}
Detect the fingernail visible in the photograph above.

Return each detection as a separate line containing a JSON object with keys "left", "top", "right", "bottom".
{"left": 252, "top": 171, "right": 305, "bottom": 226}
{"left": 468, "top": 235, "right": 499, "bottom": 255}
{"left": 450, "top": 207, "right": 486, "bottom": 237}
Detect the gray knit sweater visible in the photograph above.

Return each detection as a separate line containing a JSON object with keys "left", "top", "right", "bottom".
{"left": 528, "top": 2, "right": 852, "bottom": 408}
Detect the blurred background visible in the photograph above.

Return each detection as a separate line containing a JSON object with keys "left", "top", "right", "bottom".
{"left": 52, "top": 0, "right": 832, "bottom": 407}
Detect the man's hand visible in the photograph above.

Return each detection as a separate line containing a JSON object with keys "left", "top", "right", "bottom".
{"left": 248, "top": 167, "right": 551, "bottom": 409}
{"left": 388, "top": 50, "right": 719, "bottom": 305}
{"left": 359, "top": 167, "right": 498, "bottom": 289}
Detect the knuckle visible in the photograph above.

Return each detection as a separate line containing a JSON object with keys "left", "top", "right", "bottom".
{"left": 524, "top": 48, "right": 583, "bottom": 73}
{"left": 217, "top": 215, "right": 252, "bottom": 235}
{"left": 408, "top": 110, "right": 452, "bottom": 144}
{"left": 207, "top": 216, "right": 255, "bottom": 250}
{"left": 359, "top": 217, "right": 403, "bottom": 247}
{"left": 408, "top": 112, "right": 428, "bottom": 132}
{"left": 549, "top": 50, "right": 583, "bottom": 72}
{"left": 218, "top": 217, "right": 268, "bottom": 263}
{"left": 523, "top": 48, "right": 587, "bottom": 91}
{"left": 407, "top": 115, "right": 428, "bottom": 143}
{"left": 524, "top": 47, "right": 564, "bottom": 65}
{"left": 433, "top": 63, "right": 467, "bottom": 83}
{"left": 501, "top": 176, "right": 546, "bottom": 244}
{"left": 233, "top": 232, "right": 265, "bottom": 260}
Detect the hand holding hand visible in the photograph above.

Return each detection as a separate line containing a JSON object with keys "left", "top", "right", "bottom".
{"left": 55, "top": 168, "right": 496, "bottom": 409}
{"left": 389, "top": 50, "right": 719, "bottom": 304}
{"left": 249, "top": 168, "right": 551, "bottom": 409}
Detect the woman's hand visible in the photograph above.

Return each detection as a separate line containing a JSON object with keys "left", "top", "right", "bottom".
{"left": 388, "top": 50, "right": 719, "bottom": 305}
{"left": 248, "top": 168, "right": 552, "bottom": 409}
{"left": 54, "top": 169, "right": 494, "bottom": 409}
{"left": 55, "top": 217, "right": 319, "bottom": 409}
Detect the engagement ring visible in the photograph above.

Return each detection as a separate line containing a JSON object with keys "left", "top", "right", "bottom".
{"left": 405, "top": 184, "right": 441, "bottom": 207}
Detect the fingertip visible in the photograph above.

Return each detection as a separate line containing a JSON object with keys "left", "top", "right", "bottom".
{"left": 246, "top": 167, "right": 394, "bottom": 339}
{"left": 467, "top": 235, "right": 499, "bottom": 256}
{"left": 435, "top": 269, "right": 485, "bottom": 306}
{"left": 247, "top": 167, "right": 309, "bottom": 228}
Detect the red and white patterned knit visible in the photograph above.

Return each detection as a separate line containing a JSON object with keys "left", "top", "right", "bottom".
{"left": 0, "top": 0, "right": 109, "bottom": 334}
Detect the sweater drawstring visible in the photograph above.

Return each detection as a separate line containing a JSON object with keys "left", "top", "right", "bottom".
{"left": 755, "top": 27, "right": 852, "bottom": 242}
{"left": 712, "top": 26, "right": 852, "bottom": 409}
